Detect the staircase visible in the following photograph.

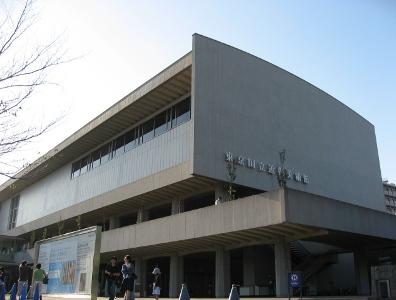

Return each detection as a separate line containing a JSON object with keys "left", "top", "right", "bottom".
{"left": 289, "top": 241, "right": 338, "bottom": 282}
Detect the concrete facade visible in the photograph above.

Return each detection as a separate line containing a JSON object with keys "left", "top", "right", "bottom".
{"left": 0, "top": 35, "right": 394, "bottom": 298}
{"left": 384, "top": 181, "right": 396, "bottom": 215}
{"left": 192, "top": 34, "right": 384, "bottom": 211}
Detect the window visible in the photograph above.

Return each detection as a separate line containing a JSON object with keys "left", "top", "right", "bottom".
{"left": 91, "top": 149, "right": 101, "bottom": 169}
{"left": 125, "top": 129, "right": 138, "bottom": 152}
{"left": 71, "top": 161, "right": 80, "bottom": 178}
{"left": 171, "top": 106, "right": 177, "bottom": 128}
{"left": 100, "top": 143, "right": 111, "bottom": 163}
{"left": 8, "top": 195, "right": 19, "bottom": 230}
{"left": 154, "top": 110, "right": 167, "bottom": 136}
{"left": 142, "top": 119, "right": 154, "bottom": 142}
{"left": 175, "top": 98, "right": 191, "bottom": 126}
{"left": 113, "top": 135, "right": 125, "bottom": 157}
{"left": 80, "top": 155, "right": 90, "bottom": 175}
{"left": 167, "top": 107, "right": 172, "bottom": 129}
{"left": 70, "top": 96, "right": 191, "bottom": 178}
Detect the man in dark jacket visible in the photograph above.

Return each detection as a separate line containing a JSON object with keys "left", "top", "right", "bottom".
{"left": 18, "top": 261, "right": 31, "bottom": 296}
{"left": 104, "top": 256, "right": 120, "bottom": 300}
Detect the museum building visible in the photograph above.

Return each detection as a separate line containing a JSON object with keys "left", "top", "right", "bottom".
{"left": 0, "top": 34, "right": 396, "bottom": 298}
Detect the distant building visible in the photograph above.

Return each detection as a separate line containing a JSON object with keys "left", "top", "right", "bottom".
{"left": 384, "top": 181, "right": 396, "bottom": 215}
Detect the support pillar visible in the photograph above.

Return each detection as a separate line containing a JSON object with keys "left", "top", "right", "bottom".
{"left": 136, "top": 208, "right": 147, "bottom": 223}
{"left": 171, "top": 198, "right": 184, "bottom": 215}
{"left": 141, "top": 259, "right": 147, "bottom": 297}
{"left": 108, "top": 216, "right": 120, "bottom": 230}
{"left": 215, "top": 247, "right": 231, "bottom": 297}
{"left": 354, "top": 250, "right": 370, "bottom": 295}
{"left": 274, "top": 237, "right": 291, "bottom": 297}
{"left": 134, "top": 257, "right": 143, "bottom": 296}
{"left": 169, "top": 254, "right": 183, "bottom": 297}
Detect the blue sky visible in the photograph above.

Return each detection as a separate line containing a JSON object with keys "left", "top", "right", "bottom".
{"left": 2, "top": 0, "right": 396, "bottom": 183}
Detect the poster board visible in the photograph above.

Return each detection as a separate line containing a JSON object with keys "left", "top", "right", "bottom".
{"left": 34, "top": 226, "right": 101, "bottom": 300}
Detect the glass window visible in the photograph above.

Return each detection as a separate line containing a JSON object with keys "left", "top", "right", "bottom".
{"left": 167, "top": 107, "right": 172, "bottom": 129}
{"left": 113, "top": 135, "right": 125, "bottom": 157}
{"left": 100, "top": 143, "right": 111, "bottom": 163}
{"left": 8, "top": 195, "right": 19, "bottom": 230}
{"left": 142, "top": 119, "right": 154, "bottom": 142}
{"left": 71, "top": 161, "right": 80, "bottom": 178}
{"left": 171, "top": 106, "right": 177, "bottom": 128}
{"left": 80, "top": 155, "right": 90, "bottom": 175}
{"left": 91, "top": 149, "right": 101, "bottom": 169}
{"left": 125, "top": 129, "right": 138, "bottom": 152}
{"left": 154, "top": 110, "right": 167, "bottom": 136}
{"left": 175, "top": 98, "right": 191, "bottom": 126}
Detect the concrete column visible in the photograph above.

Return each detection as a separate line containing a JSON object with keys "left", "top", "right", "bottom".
{"left": 243, "top": 247, "right": 256, "bottom": 286}
{"left": 169, "top": 254, "right": 183, "bottom": 297}
{"left": 141, "top": 259, "right": 147, "bottom": 297}
{"left": 108, "top": 216, "right": 120, "bottom": 230}
{"left": 134, "top": 257, "right": 143, "bottom": 296}
{"left": 354, "top": 250, "right": 370, "bottom": 295}
{"left": 274, "top": 237, "right": 291, "bottom": 297}
{"left": 215, "top": 184, "right": 228, "bottom": 203}
{"left": 136, "top": 207, "right": 147, "bottom": 223}
{"left": 171, "top": 198, "right": 184, "bottom": 214}
{"left": 215, "top": 247, "right": 231, "bottom": 297}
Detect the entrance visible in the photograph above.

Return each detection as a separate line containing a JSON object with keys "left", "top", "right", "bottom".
{"left": 146, "top": 257, "right": 170, "bottom": 297}
{"left": 184, "top": 252, "right": 215, "bottom": 297}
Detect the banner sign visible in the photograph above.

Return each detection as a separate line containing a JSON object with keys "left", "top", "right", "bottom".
{"left": 35, "top": 226, "right": 101, "bottom": 299}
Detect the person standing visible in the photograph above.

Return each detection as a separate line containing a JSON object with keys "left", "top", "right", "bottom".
{"left": 18, "top": 261, "right": 31, "bottom": 296}
{"left": 121, "top": 255, "right": 135, "bottom": 300}
{"left": 32, "top": 264, "right": 46, "bottom": 300}
{"left": 105, "top": 256, "right": 120, "bottom": 300}
{"left": 152, "top": 265, "right": 161, "bottom": 300}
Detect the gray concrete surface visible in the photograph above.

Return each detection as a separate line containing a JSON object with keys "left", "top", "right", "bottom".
{"left": 192, "top": 34, "right": 384, "bottom": 211}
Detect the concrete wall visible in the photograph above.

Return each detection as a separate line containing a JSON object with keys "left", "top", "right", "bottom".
{"left": 100, "top": 191, "right": 283, "bottom": 253}
{"left": 192, "top": 34, "right": 384, "bottom": 211}
{"left": 0, "top": 121, "right": 193, "bottom": 232}
{"left": 315, "top": 253, "right": 355, "bottom": 293}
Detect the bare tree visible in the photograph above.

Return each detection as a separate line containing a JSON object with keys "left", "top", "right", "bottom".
{"left": 0, "top": 0, "right": 66, "bottom": 179}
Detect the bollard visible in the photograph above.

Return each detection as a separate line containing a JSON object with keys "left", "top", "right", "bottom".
{"left": 19, "top": 284, "right": 27, "bottom": 300}
{"left": 228, "top": 284, "right": 239, "bottom": 300}
{"left": 178, "top": 283, "right": 190, "bottom": 300}
{"left": 9, "top": 283, "right": 17, "bottom": 300}
{"left": 33, "top": 283, "right": 40, "bottom": 300}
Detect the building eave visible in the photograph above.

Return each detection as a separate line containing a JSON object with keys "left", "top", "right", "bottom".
{"left": 0, "top": 52, "right": 192, "bottom": 202}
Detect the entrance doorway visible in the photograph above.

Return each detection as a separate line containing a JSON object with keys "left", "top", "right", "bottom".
{"left": 184, "top": 252, "right": 215, "bottom": 297}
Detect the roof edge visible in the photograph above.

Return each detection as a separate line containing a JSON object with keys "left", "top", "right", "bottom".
{"left": 0, "top": 51, "right": 192, "bottom": 198}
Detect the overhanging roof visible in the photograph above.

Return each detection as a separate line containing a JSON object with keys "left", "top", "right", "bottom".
{"left": 0, "top": 52, "right": 192, "bottom": 202}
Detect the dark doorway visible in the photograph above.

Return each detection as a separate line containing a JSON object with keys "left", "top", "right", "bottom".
{"left": 146, "top": 257, "right": 170, "bottom": 297}
{"left": 230, "top": 248, "right": 243, "bottom": 286}
{"left": 184, "top": 252, "right": 215, "bottom": 297}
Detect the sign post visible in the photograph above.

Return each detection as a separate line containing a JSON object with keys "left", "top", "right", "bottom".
{"left": 288, "top": 271, "right": 303, "bottom": 300}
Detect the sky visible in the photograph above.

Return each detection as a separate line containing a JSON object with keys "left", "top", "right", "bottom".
{"left": 1, "top": 0, "right": 395, "bottom": 183}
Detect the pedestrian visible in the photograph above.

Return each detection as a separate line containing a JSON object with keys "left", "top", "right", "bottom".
{"left": 152, "top": 265, "right": 161, "bottom": 300}
{"left": 32, "top": 264, "right": 46, "bottom": 300}
{"left": 18, "top": 261, "right": 31, "bottom": 296}
{"left": 121, "top": 255, "right": 135, "bottom": 300}
{"left": 105, "top": 256, "right": 120, "bottom": 300}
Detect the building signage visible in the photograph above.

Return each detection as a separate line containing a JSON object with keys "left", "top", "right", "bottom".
{"left": 288, "top": 271, "right": 303, "bottom": 288}
{"left": 225, "top": 152, "right": 309, "bottom": 184}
